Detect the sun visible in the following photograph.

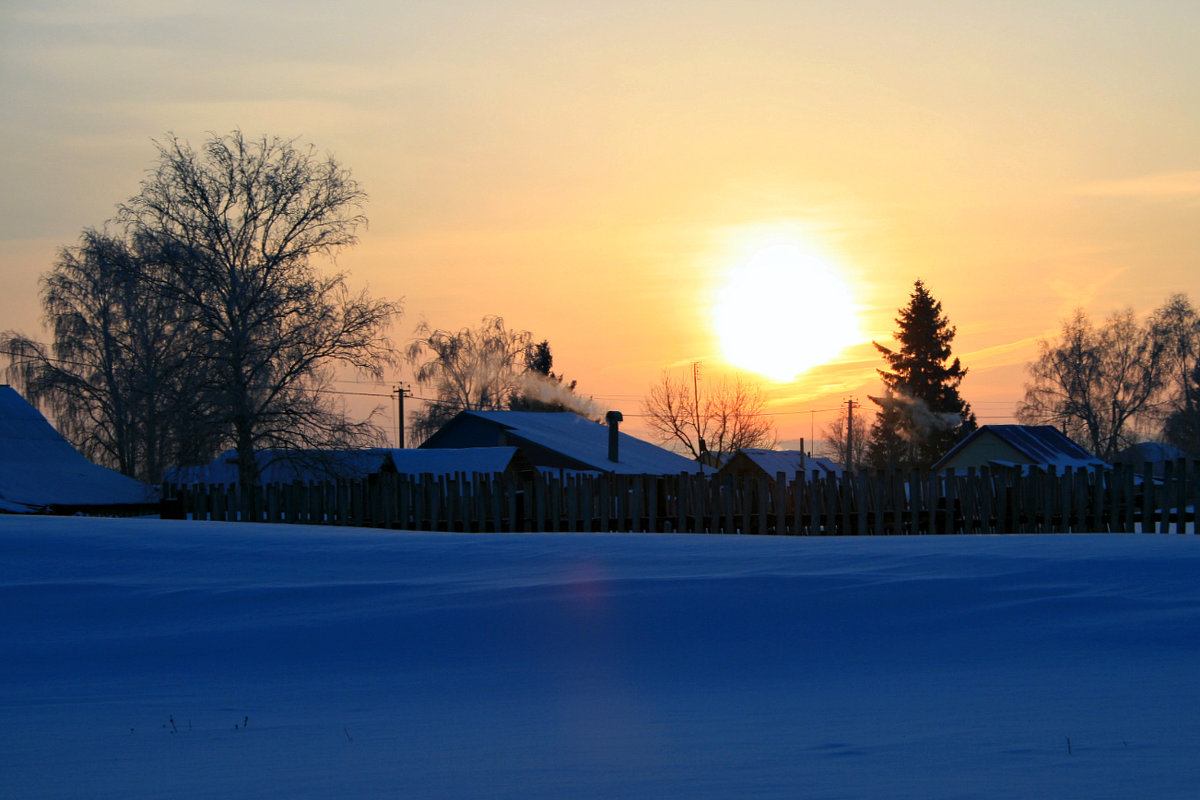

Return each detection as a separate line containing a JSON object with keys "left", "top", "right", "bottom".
{"left": 713, "top": 240, "right": 860, "bottom": 382}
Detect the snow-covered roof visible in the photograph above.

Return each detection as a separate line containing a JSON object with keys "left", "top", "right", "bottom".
{"left": 720, "top": 449, "right": 843, "bottom": 479}
{"left": 1114, "top": 441, "right": 1190, "bottom": 465}
{"left": 165, "top": 447, "right": 530, "bottom": 485}
{"left": 933, "top": 425, "right": 1109, "bottom": 473}
{"left": 423, "top": 411, "right": 704, "bottom": 475}
{"left": 0, "top": 386, "right": 154, "bottom": 510}
{"left": 386, "top": 447, "right": 530, "bottom": 477}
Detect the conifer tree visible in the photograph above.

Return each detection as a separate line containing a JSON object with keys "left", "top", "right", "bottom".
{"left": 866, "top": 280, "right": 976, "bottom": 469}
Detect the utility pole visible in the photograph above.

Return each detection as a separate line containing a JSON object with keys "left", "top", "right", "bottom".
{"left": 393, "top": 384, "right": 412, "bottom": 448}
{"left": 846, "top": 397, "right": 856, "bottom": 474}
{"left": 692, "top": 361, "right": 707, "bottom": 459}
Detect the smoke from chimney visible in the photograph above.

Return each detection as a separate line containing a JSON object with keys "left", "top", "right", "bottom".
{"left": 516, "top": 373, "right": 606, "bottom": 420}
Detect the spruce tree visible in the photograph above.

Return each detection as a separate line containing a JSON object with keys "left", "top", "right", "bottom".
{"left": 867, "top": 280, "right": 976, "bottom": 470}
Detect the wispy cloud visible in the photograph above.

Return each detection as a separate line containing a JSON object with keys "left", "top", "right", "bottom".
{"left": 1074, "top": 171, "right": 1200, "bottom": 200}
{"left": 961, "top": 336, "right": 1044, "bottom": 371}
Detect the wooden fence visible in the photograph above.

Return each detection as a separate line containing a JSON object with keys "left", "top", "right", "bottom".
{"left": 162, "top": 459, "right": 1199, "bottom": 535}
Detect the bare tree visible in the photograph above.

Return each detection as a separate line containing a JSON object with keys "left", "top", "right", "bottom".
{"left": 1150, "top": 293, "right": 1200, "bottom": 453}
{"left": 405, "top": 316, "right": 534, "bottom": 443}
{"left": 118, "top": 131, "right": 400, "bottom": 493}
{"left": 3, "top": 229, "right": 217, "bottom": 483}
{"left": 1017, "top": 308, "right": 1166, "bottom": 460}
{"left": 643, "top": 367, "right": 774, "bottom": 464}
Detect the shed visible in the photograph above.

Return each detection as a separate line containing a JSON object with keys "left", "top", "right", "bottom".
{"left": 718, "top": 449, "right": 843, "bottom": 483}
{"left": 1112, "top": 441, "right": 1190, "bottom": 477}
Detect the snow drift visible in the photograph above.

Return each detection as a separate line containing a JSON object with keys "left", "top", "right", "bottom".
{"left": 2, "top": 517, "right": 1199, "bottom": 798}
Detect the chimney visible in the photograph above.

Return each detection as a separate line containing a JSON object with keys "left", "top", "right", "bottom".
{"left": 606, "top": 410, "right": 623, "bottom": 463}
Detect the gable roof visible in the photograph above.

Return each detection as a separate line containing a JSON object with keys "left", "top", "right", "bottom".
{"left": 719, "top": 449, "right": 843, "bottom": 479}
{"left": 165, "top": 447, "right": 533, "bottom": 485}
{"left": 933, "top": 425, "right": 1108, "bottom": 472}
{"left": 421, "top": 410, "right": 704, "bottom": 475}
{"left": 1113, "top": 441, "right": 1189, "bottom": 465}
{"left": 0, "top": 386, "right": 154, "bottom": 511}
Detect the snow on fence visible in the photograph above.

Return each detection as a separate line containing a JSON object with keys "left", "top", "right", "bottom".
{"left": 161, "top": 459, "right": 1200, "bottom": 534}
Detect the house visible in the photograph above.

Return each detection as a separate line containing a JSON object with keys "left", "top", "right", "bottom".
{"left": 163, "top": 446, "right": 537, "bottom": 486}
{"left": 717, "top": 449, "right": 842, "bottom": 483}
{"left": 420, "top": 410, "right": 704, "bottom": 476}
{"left": 1112, "top": 441, "right": 1191, "bottom": 477}
{"left": 932, "top": 425, "right": 1109, "bottom": 473}
{"left": 0, "top": 385, "right": 155, "bottom": 513}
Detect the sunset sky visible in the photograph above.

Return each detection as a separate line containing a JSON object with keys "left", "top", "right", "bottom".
{"left": 3, "top": 0, "right": 1199, "bottom": 446}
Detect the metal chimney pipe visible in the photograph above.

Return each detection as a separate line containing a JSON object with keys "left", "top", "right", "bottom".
{"left": 606, "top": 411, "right": 623, "bottom": 463}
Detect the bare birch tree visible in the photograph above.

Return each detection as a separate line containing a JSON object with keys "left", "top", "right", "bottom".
{"left": 1151, "top": 293, "right": 1200, "bottom": 454}
{"left": 405, "top": 316, "right": 534, "bottom": 444}
{"left": 3, "top": 229, "right": 217, "bottom": 483}
{"left": 1018, "top": 308, "right": 1166, "bottom": 459}
{"left": 643, "top": 368, "right": 775, "bottom": 465}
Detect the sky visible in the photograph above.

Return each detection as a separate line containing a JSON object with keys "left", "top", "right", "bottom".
{"left": 3, "top": 0, "right": 1199, "bottom": 446}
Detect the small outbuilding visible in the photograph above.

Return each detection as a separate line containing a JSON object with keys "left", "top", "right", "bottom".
{"left": 718, "top": 449, "right": 842, "bottom": 483}
{"left": 1112, "top": 441, "right": 1191, "bottom": 477}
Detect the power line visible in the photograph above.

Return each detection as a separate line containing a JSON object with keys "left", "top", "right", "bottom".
{"left": 2, "top": 345, "right": 1017, "bottom": 418}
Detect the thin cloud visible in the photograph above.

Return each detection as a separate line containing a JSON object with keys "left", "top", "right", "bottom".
{"left": 1074, "top": 171, "right": 1200, "bottom": 200}
{"left": 961, "top": 336, "right": 1044, "bottom": 372}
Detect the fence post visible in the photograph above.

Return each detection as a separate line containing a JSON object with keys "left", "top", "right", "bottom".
{"left": 644, "top": 476, "right": 657, "bottom": 533}
{"left": 1105, "top": 465, "right": 1121, "bottom": 533}
{"left": 203, "top": 484, "right": 214, "bottom": 522}
{"left": 1180, "top": 459, "right": 1193, "bottom": 534}
{"left": 835, "top": 473, "right": 848, "bottom": 535}
{"left": 1058, "top": 466, "right": 1071, "bottom": 532}
{"left": 978, "top": 469, "right": 991, "bottom": 534}
{"left": 1160, "top": 460, "right": 1174, "bottom": 534}
{"left": 1141, "top": 462, "right": 1156, "bottom": 533}
{"left": 1089, "top": 467, "right": 1104, "bottom": 533}
{"left": 997, "top": 469, "right": 1012, "bottom": 533}
{"left": 503, "top": 475, "right": 517, "bottom": 532}
{"left": 850, "top": 471, "right": 863, "bottom": 536}
{"left": 796, "top": 472, "right": 806, "bottom": 534}
{"left": 806, "top": 475, "right": 821, "bottom": 535}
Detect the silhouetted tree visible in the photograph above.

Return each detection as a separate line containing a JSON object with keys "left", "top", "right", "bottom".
{"left": 1151, "top": 294, "right": 1200, "bottom": 454}
{"left": 866, "top": 280, "right": 975, "bottom": 470}
{"left": 406, "top": 316, "right": 534, "bottom": 443}
{"left": 118, "top": 131, "right": 399, "bottom": 495}
{"left": 408, "top": 320, "right": 598, "bottom": 442}
{"left": 1019, "top": 308, "right": 1166, "bottom": 459}
{"left": 3, "top": 229, "right": 218, "bottom": 483}
{"left": 1162, "top": 363, "right": 1200, "bottom": 455}
{"left": 644, "top": 366, "right": 775, "bottom": 465}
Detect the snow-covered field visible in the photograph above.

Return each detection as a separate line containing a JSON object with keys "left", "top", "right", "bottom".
{"left": 2, "top": 517, "right": 1199, "bottom": 799}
